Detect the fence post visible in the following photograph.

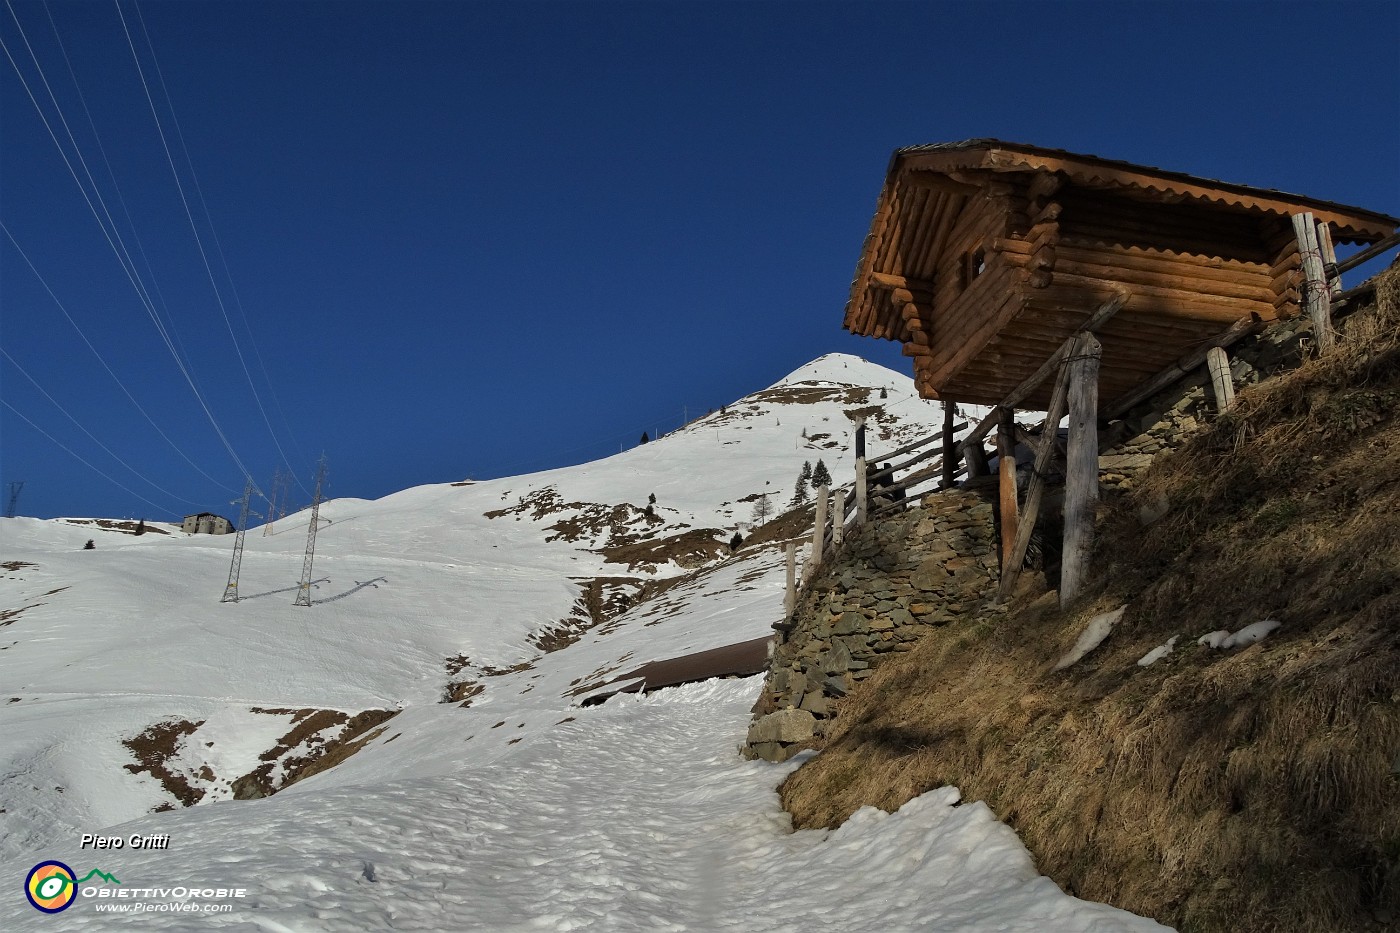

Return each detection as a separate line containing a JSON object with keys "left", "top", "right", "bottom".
{"left": 784, "top": 542, "right": 796, "bottom": 616}
{"left": 1206, "top": 346, "right": 1235, "bottom": 412}
{"left": 855, "top": 458, "right": 868, "bottom": 525}
{"left": 811, "top": 484, "right": 829, "bottom": 568}
{"left": 831, "top": 488, "right": 845, "bottom": 549}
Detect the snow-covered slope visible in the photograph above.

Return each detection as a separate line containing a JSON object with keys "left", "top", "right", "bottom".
{"left": 0, "top": 354, "right": 1167, "bottom": 930}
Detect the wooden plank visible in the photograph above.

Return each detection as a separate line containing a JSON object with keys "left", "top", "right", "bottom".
{"left": 831, "top": 488, "right": 846, "bottom": 549}
{"left": 1060, "top": 333, "right": 1102, "bottom": 607}
{"left": 997, "top": 342, "right": 1074, "bottom": 602}
{"left": 1102, "top": 314, "right": 1262, "bottom": 420}
{"left": 1292, "top": 212, "right": 1336, "bottom": 353}
{"left": 963, "top": 291, "right": 1129, "bottom": 446}
{"left": 1206, "top": 346, "right": 1235, "bottom": 412}
{"left": 811, "top": 485, "right": 829, "bottom": 568}
{"left": 998, "top": 409, "right": 1020, "bottom": 577}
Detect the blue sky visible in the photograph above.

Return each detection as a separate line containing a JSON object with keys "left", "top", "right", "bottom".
{"left": 2, "top": 1, "right": 1397, "bottom": 521}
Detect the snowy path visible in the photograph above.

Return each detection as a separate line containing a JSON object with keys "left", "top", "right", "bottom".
{"left": 3, "top": 678, "right": 1167, "bottom": 932}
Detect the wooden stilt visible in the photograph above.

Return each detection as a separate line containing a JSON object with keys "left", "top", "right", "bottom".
{"left": 1315, "top": 221, "right": 1342, "bottom": 297}
{"left": 997, "top": 409, "right": 1020, "bottom": 576}
{"left": 997, "top": 342, "right": 1075, "bottom": 603}
{"left": 941, "top": 403, "right": 958, "bottom": 489}
{"left": 1292, "top": 212, "right": 1336, "bottom": 353}
{"left": 1061, "top": 333, "right": 1102, "bottom": 607}
{"left": 811, "top": 485, "right": 829, "bottom": 567}
{"left": 1206, "top": 346, "right": 1235, "bottom": 412}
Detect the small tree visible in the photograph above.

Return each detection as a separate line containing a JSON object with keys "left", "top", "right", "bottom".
{"left": 800, "top": 461, "right": 813, "bottom": 486}
{"left": 729, "top": 531, "right": 743, "bottom": 551}
{"left": 135, "top": 519, "right": 146, "bottom": 536}
{"left": 640, "top": 432, "right": 649, "bottom": 445}
{"left": 83, "top": 539, "right": 95, "bottom": 550}
{"left": 751, "top": 493, "right": 772, "bottom": 525}
{"left": 879, "top": 387, "right": 888, "bottom": 400}
{"left": 789, "top": 473, "right": 809, "bottom": 509}
{"left": 811, "top": 458, "right": 832, "bottom": 489}
{"left": 648, "top": 493, "right": 656, "bottom": 505}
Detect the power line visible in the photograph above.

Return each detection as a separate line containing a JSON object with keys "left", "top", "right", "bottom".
{"left": 2, "top": 399, "right": 174, "bottom": 516}
{"left": 0, "top": 346, "right": 202, "bottom": 507}
{"left": 1, "top": 11, "right": 258, "bottom": 489}
{"left": 0, "top": 223, "right": 238, "bottom": 493}
{"left": 114, "top": 0, "right": 292, "bottom": 495}
{"left": 130, "top": 2, "right": 312, "bottom": 498}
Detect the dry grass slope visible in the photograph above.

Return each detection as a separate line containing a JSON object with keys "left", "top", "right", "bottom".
{"left": 780, "top": 265, "right": 1400, "bottom": 933}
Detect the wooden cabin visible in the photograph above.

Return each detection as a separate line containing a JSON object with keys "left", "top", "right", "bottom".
{"left": 844, "top": 140, "right": 1398, "bottom": 412}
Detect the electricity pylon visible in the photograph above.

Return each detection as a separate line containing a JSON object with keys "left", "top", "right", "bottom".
{"left": 293, "top": 456, "right": 328, "bottom": 607}
{"left": 262, "top": 466, "right": 287, "bottom": 536}
{"left": 221, "top": 479, "right": 256, "bottom": 603}
{"left": 4, "top": 481, "right": 23, "bottom": 518}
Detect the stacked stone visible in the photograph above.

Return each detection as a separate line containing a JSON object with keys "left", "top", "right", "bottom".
{"left": 1098, "top": 316, "right": 1312, "bottom": 490}
{"left": 743, "top": 490, "right": 998, "bottom": 763}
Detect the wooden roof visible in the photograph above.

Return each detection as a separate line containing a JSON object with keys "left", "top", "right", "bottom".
{"left": 843, "top": 140, "right": 1399, "bottom": 409}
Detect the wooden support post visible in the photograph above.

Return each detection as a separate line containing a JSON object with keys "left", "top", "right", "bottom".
{"left": 1315, "top": 221, "right": 1342, "bottom": 297}
{"left": 1061, "top": 333, "right": 1102, "bottom": 607}
{"left": 784, "top": 542, "right": 796, "bottom": 616}
{"left": 1292, "top": 212, "right": 1335, "bottom": 353}
{"left": 811, "top": 484, "right": 829, "bottom": 567}
{"left": 855, "top": 457, "right": 868, "bottom": 525}
{"left": 1206, "top": 346, "right": 1235, "bottom": 412}
{"left": 941, "top": 403, "right": 958, "bottom": 489}
{"left": 997, "top": 341, "right": 1076, "bottom": 603}
{"left": 997, "top": 409, "right": 1020, "bottom": 577}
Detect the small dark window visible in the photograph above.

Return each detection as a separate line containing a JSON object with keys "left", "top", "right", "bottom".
{"left": 963, "top": 245, "right": 987, "bottom": 288}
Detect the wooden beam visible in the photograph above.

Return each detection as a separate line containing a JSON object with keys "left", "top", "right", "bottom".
{"left": 1061, "top": 333, "right": 1102, "bottom": 607}
{"left": 901, "top": 172, "right": 980, "bottom": 197}
{"left": 997, "top": 409, "right": 1020, "bottom": 577}
{"left": 997, "top": 342, "right": 1074, "bottom": 602}
{"left": 1102, "top": 314, "right": 1263, "bottom": 420}
{"left": 811, "top": 485, "right": 829, "bottom": 568}
{"left": 1293, "top": 212, "right": 1336, "bottom": 353}
{"left": 784, "top": 542, "right": 796, "bottom": 616}
{"left": 1206, "top": 346, "right": 1235, "bottom": 412}
{"left": 868, "top": 270, "right": 938, "bottom": 294}
{"left": 1335, "top": 230, "right": 1400, "bottom": 275}
{"left": 964, "top": 290, "right": 1129, "bottom": 447}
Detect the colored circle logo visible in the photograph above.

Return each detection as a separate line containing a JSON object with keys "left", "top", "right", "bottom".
{"left": 25, "top": 861, "right": 77, "bottom": 913}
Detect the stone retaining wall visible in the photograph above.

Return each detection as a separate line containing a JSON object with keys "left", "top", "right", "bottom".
{"left": 743, "top": 490, "right": 999, "bottom": 762}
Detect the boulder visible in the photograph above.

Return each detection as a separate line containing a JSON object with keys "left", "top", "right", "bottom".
{"left": 747, "top": 709, "right": 817, "bottom": 744}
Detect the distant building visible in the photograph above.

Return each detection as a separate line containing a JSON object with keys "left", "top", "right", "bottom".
{"left": 182, "top": 512, "right": 234, "bottom": 535}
